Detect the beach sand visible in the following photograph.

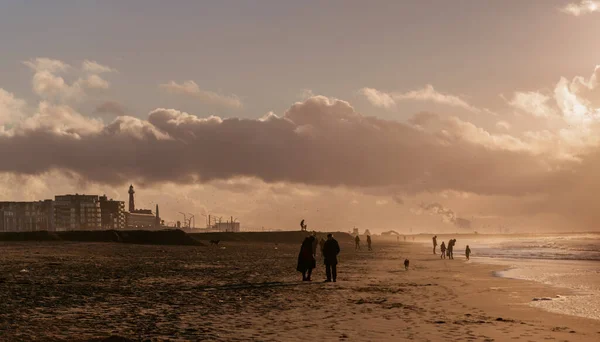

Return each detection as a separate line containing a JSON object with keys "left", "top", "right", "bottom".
{"left": 0, "top": 239, "right": 598, "bottom": 341}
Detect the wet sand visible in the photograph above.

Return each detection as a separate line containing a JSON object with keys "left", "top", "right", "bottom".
{"left": 0, "top": 240, "right": 598, "bottom": 341}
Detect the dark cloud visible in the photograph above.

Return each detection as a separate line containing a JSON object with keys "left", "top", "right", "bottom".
{"left": 0, "top": 96, "right": 571, "bottom": 198}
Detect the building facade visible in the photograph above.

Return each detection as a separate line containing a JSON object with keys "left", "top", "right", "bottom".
{"left": 124, "top": 185, "right": 161, "bottom": 229}
{"left": 211, "top": 222, "right": 241, "bottom": 232}
{"left": 99, "top": 195, "right": 125, "bottom": 230}
{"left": 54, "top": 194, "right": 102, "bottom": 231}
{"left": 0, "top": 185, "right": 162, "bottom": 232}
{"left": 0, "top": 200, "right": 54, "bottom": 232}
{"left": 125, "top": 210, "right": 158, "bottom": 229}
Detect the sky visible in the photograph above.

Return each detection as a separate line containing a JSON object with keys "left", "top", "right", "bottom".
{"left": 2, "top": 0, "right": 600, "bottom": 233}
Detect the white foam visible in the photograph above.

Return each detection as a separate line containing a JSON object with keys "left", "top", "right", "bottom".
{"left": 476, "top": 257, "right": 600, "bottom": 321}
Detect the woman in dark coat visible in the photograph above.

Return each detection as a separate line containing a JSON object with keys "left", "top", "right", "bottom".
{"left": 297, "top": 235, "right": 316, "bottom": 281}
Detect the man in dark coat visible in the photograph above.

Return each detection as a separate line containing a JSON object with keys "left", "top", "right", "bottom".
{"left": 297, "top": 235, "right": 316, "bottom": 281}
{"left": 322, "top": 233, "right": 340, "bottom": 282}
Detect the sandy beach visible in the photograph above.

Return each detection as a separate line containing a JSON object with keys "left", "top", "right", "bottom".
{"left": 0, "top": 238, "right": 598, "bottom": 341}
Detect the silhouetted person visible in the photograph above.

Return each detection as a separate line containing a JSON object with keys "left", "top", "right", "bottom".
{"left": 465, "top": 245, "right": 471, "bottom": 260}
{"left": 297, "top": 235, "right": 316, "bottom": 281}
{"left": 448, "top": 239, "right": 456, "bottom": 259}
{"left": 355, "top": 235, "right": 361, "bottom": 250}
{"left": 367, "top": 235, "right": 372, "bottom": 251}
{"left": 432, "top": 235, "right": 438, "bottom": 254}
{"left": 300, "top": 219, "right": 307, "bottom": 231}
{"left": 440, "top": 241, "right": 446, "bottom": 259}
{"left": 323, "top": 234, "right": 340, "bottom": 282}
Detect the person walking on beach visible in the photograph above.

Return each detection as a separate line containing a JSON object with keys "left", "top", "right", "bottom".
{"left": 355, "top": 235, "right": 361, "bottom": 250}
{"left": 432, "top": 235, "right": 438, "bottom": 254}
{"left": 323, "top": 233, "right": 340, "bottom": 282}
{"left": 297, "top": 235, "right": 316, "bottom": 281}
{"left": 448, "top": 239, "right": 456, "bottom": 259}
{"left": 367, "top": 235, "right": 372, "bottom": 251}
{"left": 440, "top": 241, "right": 446, "bottom": 259}
{"left": 465, "top": 245, "right": 471, "bottom": 260}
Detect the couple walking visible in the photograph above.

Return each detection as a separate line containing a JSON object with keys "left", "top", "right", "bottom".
{"left": 297, "top": 233, "right": 340, "bottom": 282}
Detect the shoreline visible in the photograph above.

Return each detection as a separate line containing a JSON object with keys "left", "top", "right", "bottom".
{"left": 472, "top": 256, "right": 600, "bottom": 322}
{"left": 399, "top": 242, "right": 600, "bottom": 341}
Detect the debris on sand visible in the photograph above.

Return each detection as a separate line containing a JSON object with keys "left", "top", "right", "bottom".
{"left": 532, "top": 297, "right": 552, "bottom": 301}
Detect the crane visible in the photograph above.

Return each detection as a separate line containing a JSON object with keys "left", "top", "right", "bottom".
{"left": 187, "top": 213, "right": 195, "bottom": 229}
{"left": 201, "top": 213, "right": 211, "bottom": 228}
{"left": 178, "top": 212, "right": 188, "bottom": 229}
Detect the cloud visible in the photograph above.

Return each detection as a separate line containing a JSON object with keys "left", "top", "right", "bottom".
{"left": 5, "top": 83, "right": 600, "bottom": 231}
{"left": 0, "top": 95, "right": 573, "bottom": 199}
{"left": 508, "top": 91, "right": 557, "bottom": 117}
{"left": 81, "top": 74, "right": 110, "bottom": 90}
{"left": 23, "top": 58, "right": 114, "bottom": 102}
{"left": 360, "top": 87, "right": 396, "bottom": 109}
{"left": 299, "top": 89, "right": 315, "bottom": 100}
{"left": 82, "top": 60, "right": 116, "bottom": 74}
{"left": 360, "top": 84, "right": 479, "bottom": 112}
{"left": 23, "top": 58, "right": 69, "bottom": 73}
{"left": 0, "top": 89, "right": 27, "bottom": 126}
{"left": 417, "top": 202, "right": 471, "bottom": 229}
{"left": 553, "top": 66, "right": 600, "bottom": 125}
{"left": 561, "top": 1, "right": 600, "bottom": 16}
{"left": 18, "top": 102, "right": 104, "bottom": 137}
{"left": 496, "top": 121, "right": 511, "bottom": 131}
{"left": 6, "top": 61, "right": 600, "bottom": 232}
{"left": 160, "top": 80, "right": 242, "bottom": 109}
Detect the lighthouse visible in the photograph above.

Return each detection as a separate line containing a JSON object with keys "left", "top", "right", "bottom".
{"left": 128, "top": 184, "right": 135, "bottom": 212}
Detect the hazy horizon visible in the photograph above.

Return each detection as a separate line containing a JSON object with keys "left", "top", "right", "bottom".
{"left": 2, "top": 1, "right": 600, "bottom": 233}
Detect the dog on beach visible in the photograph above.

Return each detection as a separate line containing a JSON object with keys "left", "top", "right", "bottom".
{"left": 209, "top": 240, "right": 220, "bottom": 246}
{"left": 404, "top": 259, "right": 410, "bottom": 270}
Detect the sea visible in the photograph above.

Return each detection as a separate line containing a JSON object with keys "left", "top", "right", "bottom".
{"left": 457, "top": 233, "right": 600, "bottom": 321}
